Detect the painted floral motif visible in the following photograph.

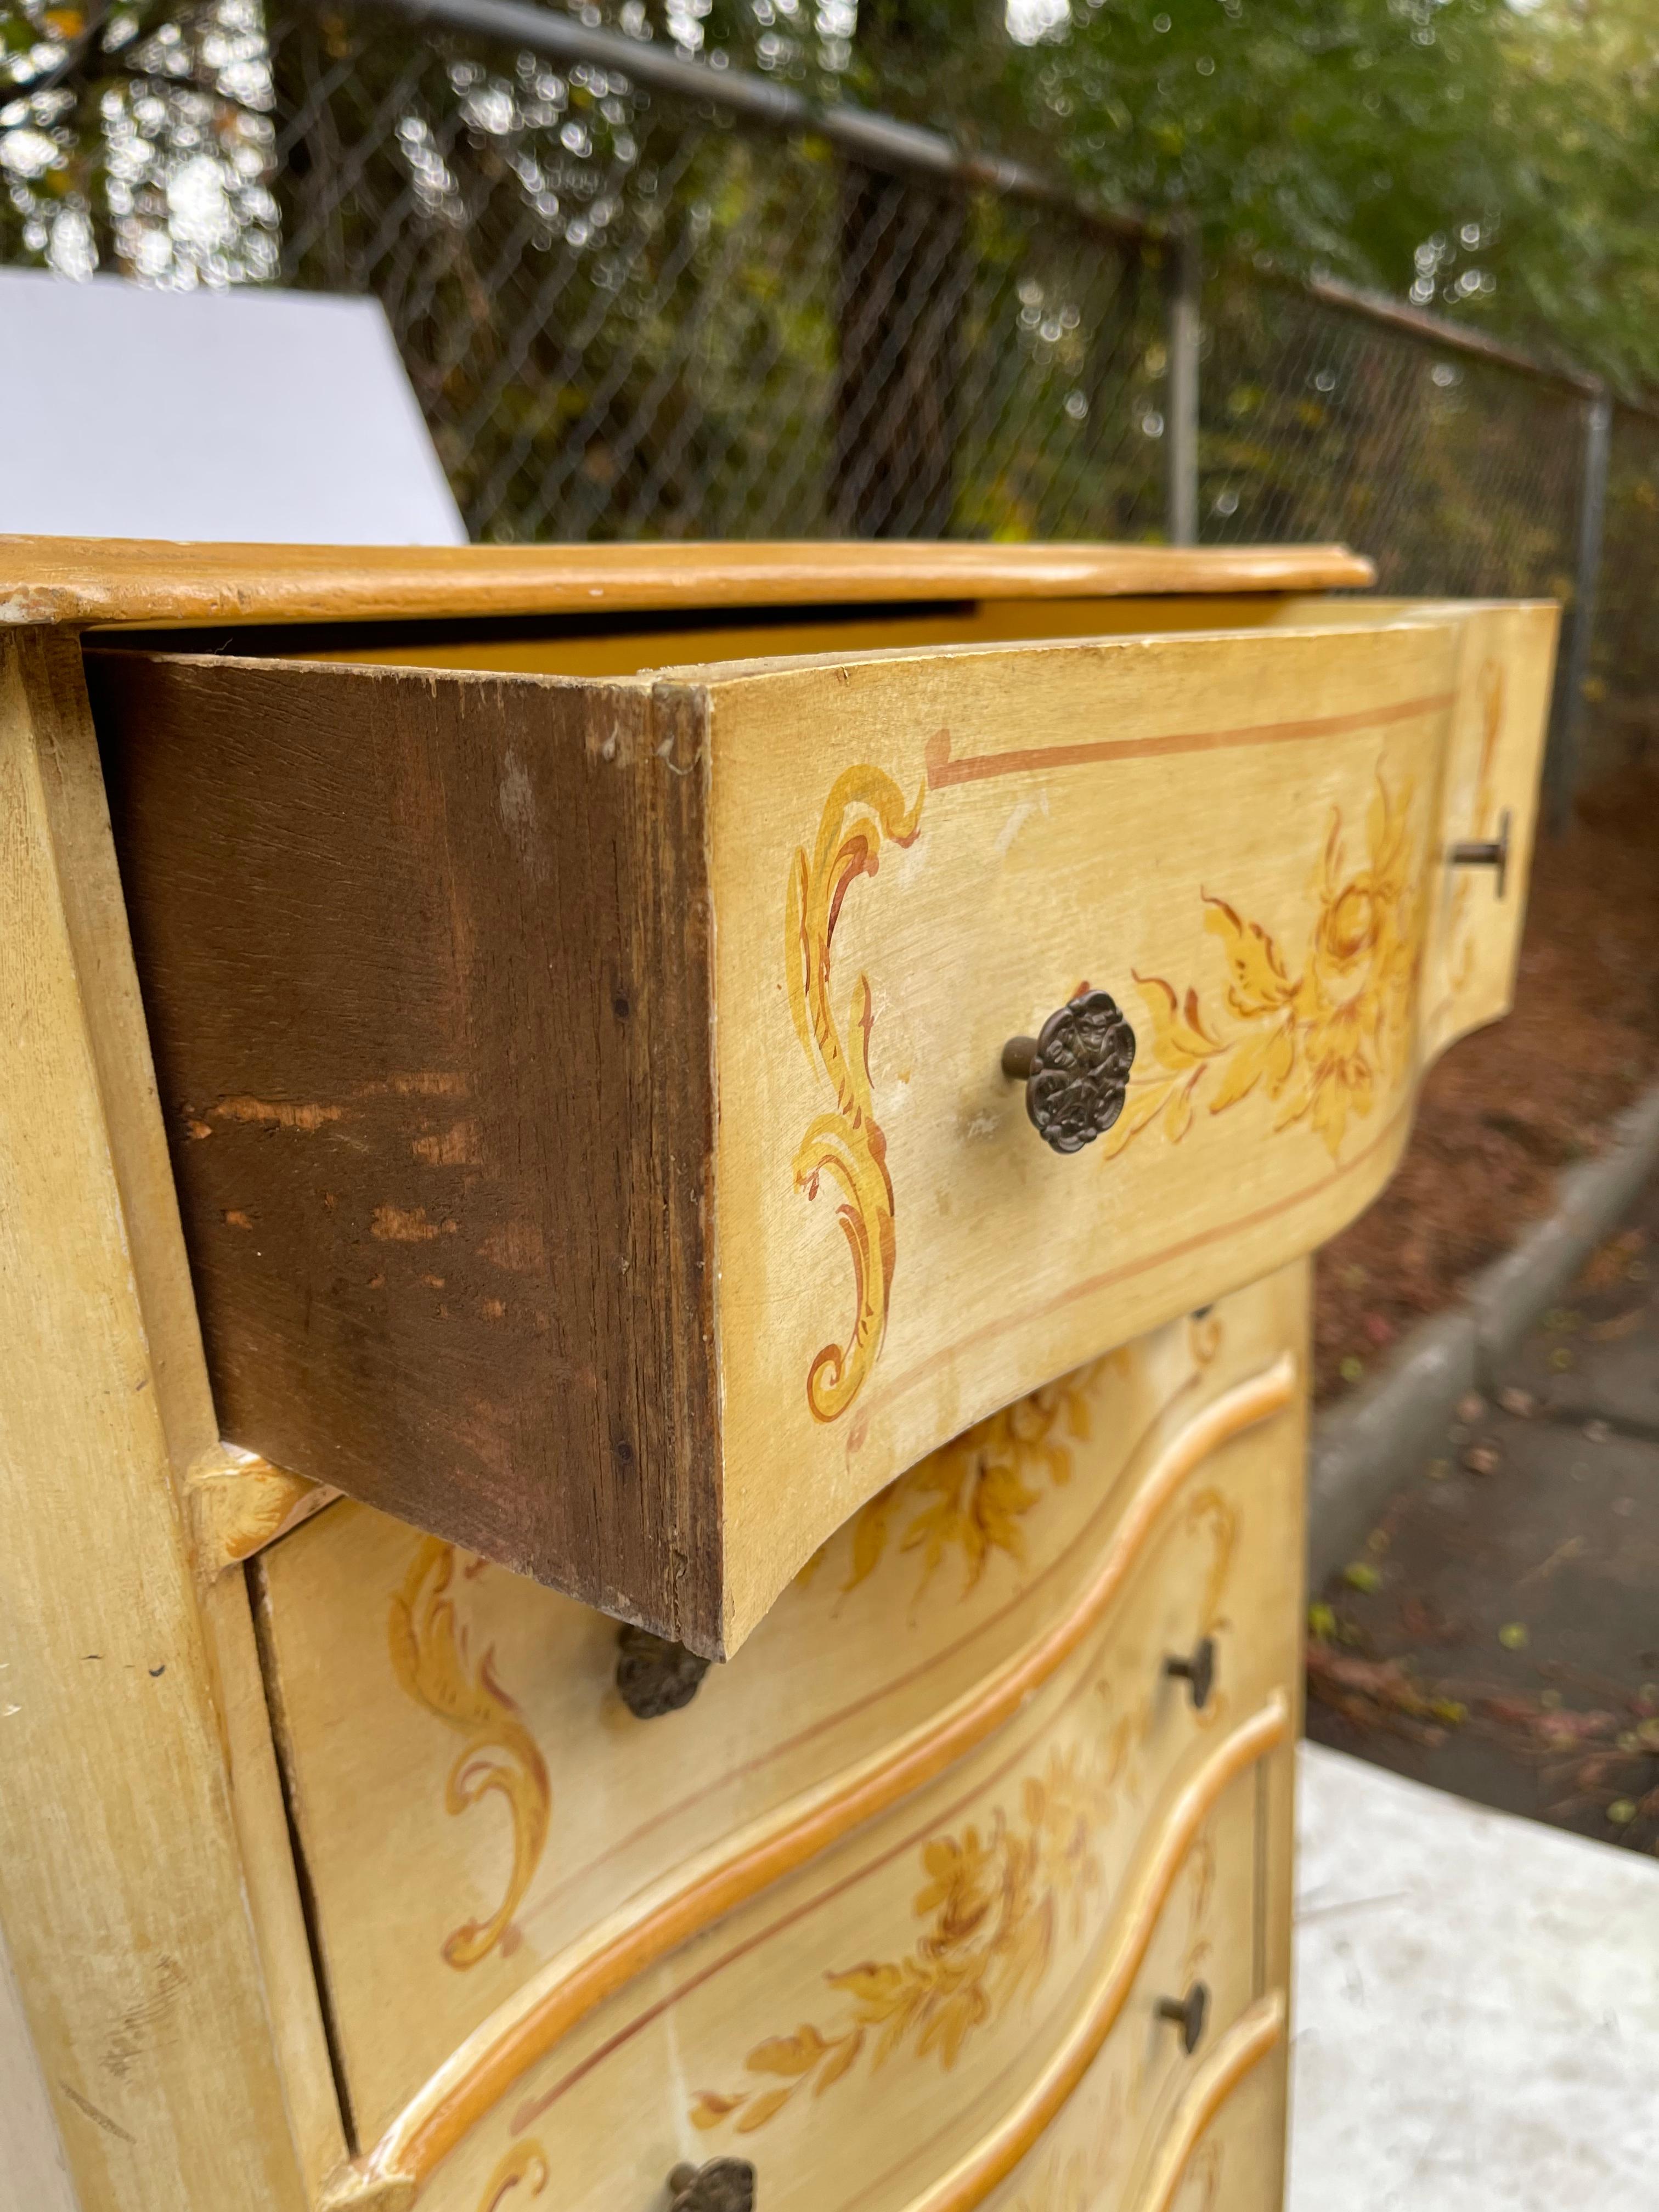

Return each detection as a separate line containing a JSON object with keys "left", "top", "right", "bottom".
{"left": 693, "top": 1487, "right": 1239, "bottom": 2145}
{"left": 689, "top": 1744, "right": 1116, "bottom": 2137}
{"left": 1102, "top": 766, "right": 1424, "bottom": 1163}
{"left": 474, "top": 2141, "right": 549, "bottom": 2211}
{"left": 786, "top": 763, "right": 926, "bottom": 1423}
{"left": 1009, "top": 1839, "right": 1221, "bottom": 2211}
{"left": 388, "top": 1538, "right": 551, "bottom": 1969}
{"left": 836, "top": 1357, "right": 1111, "bottom": 1600}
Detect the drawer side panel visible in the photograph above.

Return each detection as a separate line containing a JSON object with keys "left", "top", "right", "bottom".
{"left": 90, "top": 651, "right": 724, "bottom": 1648}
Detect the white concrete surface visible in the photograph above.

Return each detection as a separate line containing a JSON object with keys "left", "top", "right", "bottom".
{"left": 0, "top": 268, "right": 465, "bottom": 544}
{"left": 0, "top": 1918, "right": 76, "bottom": 2212}
{"left": 1291, "top": 1741, "right": 1659, "bottom": 2212}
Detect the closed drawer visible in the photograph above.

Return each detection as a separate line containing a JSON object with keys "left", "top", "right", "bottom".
{"left": 94, "top": 599, "right": 1550, "bottom": 1651}
{"left": 255, "top": 1271, "right": 1305, "bottom": 2197}
{"left": 369, "top": 1674, "right": 1288, "bottom": 2212}
{"left": 978, "top": 1967, "right": 1287, "bottom": 2212}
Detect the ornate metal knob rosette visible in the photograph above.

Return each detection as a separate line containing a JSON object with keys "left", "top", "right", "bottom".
{"left": 667, "top": 2158, "right": 757, "bottom": 2211}
{"left": 615, "top": 1625, "right": 712, "bottom": 1718}
{"left": 1002, "top": 988, "right": 1137, "bottom": 1155}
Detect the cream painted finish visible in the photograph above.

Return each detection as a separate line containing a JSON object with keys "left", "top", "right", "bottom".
{"left": 290, "top": 1319, "right": 1304, "bottom": 2203}
{"left": 0, "top": 551, "right": 1550, "bottom": 2212}
{"left": 702, "top": 608, "right": 1551, "bottom": 1644}
{"left": 388, "top": 1678, "right": 1282, "bottom": 2212}
{"left": 0, "top": 635, "right": 328, "bottom": 2212}
{"left": 258, "top": 1274, "right": 1301, "bottom": 2146}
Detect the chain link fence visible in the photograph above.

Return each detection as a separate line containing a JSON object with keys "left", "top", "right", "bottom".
{"left": 2, "top": 0, "right": 1655, "bottom": 795}
{"left": 267, "top": 2, "right": 1167, "bottom": 543}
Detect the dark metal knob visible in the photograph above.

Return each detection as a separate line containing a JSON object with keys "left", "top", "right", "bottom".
{"left": 1448, "top": 807, "right": 1510, "bottom": 899}
{"left": 1001, "top": 988, "right": 1136, "bottom": 1155}
{"left": 616, "top": 1626, "right": 711, "bottom": 1718}
{"left": 1164, "top": 1635, "right": 1216, "bottom": 1712}
{"left": 667, "top": 2159, "right": 755, "bottom": 2212}
{"left": 1157, "top": 1980, "right": 1209, "bottom": 2055}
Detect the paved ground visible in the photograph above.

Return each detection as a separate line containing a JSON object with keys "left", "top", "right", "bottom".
{"left": 1306, "top": 1165, "right": 1659, "bottom": 1859}
{"left": 1290, "top": 1743, "right": 1659, "bottom": 2211}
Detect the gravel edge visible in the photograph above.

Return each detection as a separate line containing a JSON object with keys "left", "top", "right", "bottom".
{"left": 1307, "top": 1081, "right": 1659, "bottom": 1587}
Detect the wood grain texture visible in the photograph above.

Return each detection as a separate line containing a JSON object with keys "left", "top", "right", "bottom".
{"left": 0, "top": 632, "right": 317, "bottom": 2211}
{"left": 263, "top": 1298, "right": 1300, "bottom": 2171}
{"left": 92, "top": 651, "right": 722, "bottom": 1645}
{"left": 92, "top": 608, "right": 1545, "bottom": 1652}
{"left": 2, "top": 536, "right": 1375, "bottom": 631}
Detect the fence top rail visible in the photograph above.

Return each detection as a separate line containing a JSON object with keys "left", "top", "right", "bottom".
{"left": 360, "top": 0, "right": 1153, "bottom": 239}
{"left": 341, "top": 0, "right": 1626, "bottom": 407}
{"left": 0, "top": 535, "right": 1376, "bottom": 630}
{"left": 1298, "top": 275, "right": 1605, "bottom": 399}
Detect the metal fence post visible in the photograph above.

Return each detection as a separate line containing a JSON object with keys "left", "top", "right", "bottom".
{"left": 1547, "top": 383, "right": 1612, "bottom": 832}
{"left": 1164, "top": 222, "right": 1200, "bottom": 546}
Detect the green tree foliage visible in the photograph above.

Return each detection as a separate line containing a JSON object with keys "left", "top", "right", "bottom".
{"left": 1002, "top": 0, "right": 1659, "bottom": 392}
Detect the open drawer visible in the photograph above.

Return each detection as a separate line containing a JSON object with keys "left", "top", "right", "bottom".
{"left": 87, "top": 571, "right": 1555, "bottom": 1653}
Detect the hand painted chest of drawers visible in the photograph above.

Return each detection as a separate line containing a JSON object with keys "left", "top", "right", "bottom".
{"left": 0, "top": 538, "right": 1554, "bottom": 2212}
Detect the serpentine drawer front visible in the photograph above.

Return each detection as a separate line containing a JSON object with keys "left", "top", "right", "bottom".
{"left": 0, "top": 543, "right": 1556, "bottom": 2212}
{"left": 251, "top": 1311, "right": 1299, "bottom": 2207}
{"left": 92, "top": 597, "right": 1551, "bottom": 1657}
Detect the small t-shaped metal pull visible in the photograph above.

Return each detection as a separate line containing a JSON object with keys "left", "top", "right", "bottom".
{"left": 1448, "top": 808, "right": 1510, "bottom": 899}
{"left": 1164, "top": 1635, "right": 1217, "bottom": 1711}
{"left": 1157, "top": 1980, "right": 1210, "bottom": 2055}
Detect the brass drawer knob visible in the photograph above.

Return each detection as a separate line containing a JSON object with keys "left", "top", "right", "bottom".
{"left": 1157, "top": 1980, "right": 1209, "bottom": 2055}
{"left": 668, "top": 2159, "right": 755, "bottom": 2211}
{"left": 616, "top": 1626, "right": 712, "bottom": 1718}
{"left": 1448, "top": 806, "right": 1510, "bottom": 898}
{"left": 1164, "top": 1634, "right": 1217, "bottom": 1711}
{"left": 1001, "top": 988, "right": 1137, "bottom": 1155}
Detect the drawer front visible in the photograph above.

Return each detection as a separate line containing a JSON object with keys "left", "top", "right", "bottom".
{"left": 269, "top": 1290, "right": 1303, "bottom": 2196}
{"left": 96, "top": 608, "right": 1549, "bottom": 1654}
{"left": 397, "top": 1695, "right": 1285, "bottom": 2212}
{"left": 710, "top": 612, "right": 1549, "bottom": 1644}
{"left": 980, "top": 1984, "right": 1287, "bottom": 2212}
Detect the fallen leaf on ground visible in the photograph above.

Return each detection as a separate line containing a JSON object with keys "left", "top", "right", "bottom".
{"left": 1463, "top": 1441, "right": 1503, "bottom": 1476}
{"left": 1343, "top": 1562, "right": 1383, "bottom": 1594}
{"left": 1516, "top": 1534, "right": 1587, "bottom": 1590}
{"left": 1498, "top": 1621, "right": 1530, "bottom": 1650}
{"left": 1497, "top": 1386, "right": 1538, "bottom": 1418}
{"left": 1456, "top": 1390, "right": 1487, "bottom": 1424}
{"left": 1587, "top": 1307, "right": 1647, "bottom": 1342}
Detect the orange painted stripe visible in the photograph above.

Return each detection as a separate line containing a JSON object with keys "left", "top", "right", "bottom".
{"left": 924, "top": 690, "right": 1453, "bottom": 788}
{"left": 842, "top": 1708, "right": 1289, "bottom": 2212}
{"left": 1126, "top": 1993, "right": 1288, "bottom": 2212}
{"left": 340, "top": 1357, "right": 1296, "bottom": 2199}
{"left": 850, "top": 1094, "right": 1409, "bottom": 1457}
{"left": 517, "top": 1370, "right": 1207, "bottom": 1939}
